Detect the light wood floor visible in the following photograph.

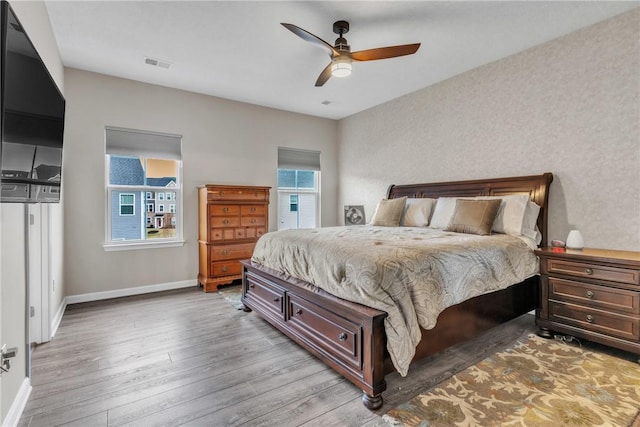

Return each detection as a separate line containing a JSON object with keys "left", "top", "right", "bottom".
{"left": 19, "top": 286, "right": 541, "bottom": 427}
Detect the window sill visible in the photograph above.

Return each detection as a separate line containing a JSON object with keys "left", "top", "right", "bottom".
{"left": 103, "top": 239, "right": 185, "bottom": 252}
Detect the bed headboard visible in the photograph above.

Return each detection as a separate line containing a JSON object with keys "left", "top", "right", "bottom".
{"left": 386, "top": 173, "right": 554, "bottom": 247}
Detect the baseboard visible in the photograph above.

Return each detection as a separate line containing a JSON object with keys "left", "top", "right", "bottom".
{"left": 50, "top": 297, "right": 67, "bottom": 339}
{"left": 65, "top": 279, "right": 197, "bottom": 305}
{"left": 2, "top": 378, "right": 31, "bottom": 427}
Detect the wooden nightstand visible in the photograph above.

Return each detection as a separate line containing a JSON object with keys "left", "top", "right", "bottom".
{"left": 535, "top": 247, "right": 640, "bottom": 360}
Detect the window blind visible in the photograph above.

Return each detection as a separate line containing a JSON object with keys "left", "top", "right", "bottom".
{"left": 105, "top": 126, "right": 182, "bottom": 160}
{"left": 277, "top": 147, "right": 321, "bottom": 171}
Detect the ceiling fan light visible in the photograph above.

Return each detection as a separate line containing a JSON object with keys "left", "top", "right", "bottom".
{"left": 331, "top": 57, "right": 352, "bottom": 77}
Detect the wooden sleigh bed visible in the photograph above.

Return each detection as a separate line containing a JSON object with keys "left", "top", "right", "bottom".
{"left": 240, "top": 173, "right": 553, "bottom": 409}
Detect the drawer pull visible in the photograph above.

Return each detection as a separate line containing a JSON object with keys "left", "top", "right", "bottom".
{"left": 586, "top": 314, "right": 594, "bottom": 323}
{"left": 223, "top": 207, "right": 229, "bottom": 213}
{"left": 249, "top": 284, "right": 254, "bottom": 288}
{"left": 295, "top": 309, "right": 303, "bottom": 315}
{"left": 338, "top": 332, "right": 347, "bottom": 342}
{"left": 222, "top": 266, "right": 228, "bottom": 272}
{"left": 223, "top": 220, "right": 229, "bottom": 225}
{"left": 221, "top": 249, "right": 228, "bottom": 255}
{"left": 585, "top": 268, "right": 593, "bottom": 275}
{"left": 251, "top": 207, "right": 256, "bottom": 212}
{"left": 586, "top": 290, "right": 594, "bottom": 298}
{"left": 251, "top": 219, "right": 257, "bottom": 224}
{"left": 273, "top": 297, "right": 280, "bottom": 302}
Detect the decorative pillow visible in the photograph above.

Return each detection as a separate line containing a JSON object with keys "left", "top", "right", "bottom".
{"left": 521, "top": 201, "right": 541, "bottom": 241}
{"left": 428, "top": 197, "right": 459, "bottom": 229}
{"left": 400, "top": 198, "right": 436, "bottom": 227}
{"left": 446, "top": 199, "right": 502, "bottom": 235}
{"left": 475, "top": 195, "right": 540, "bottom": 238}
{"left": 370, "top": 197, "right": 407, "bottom": 226}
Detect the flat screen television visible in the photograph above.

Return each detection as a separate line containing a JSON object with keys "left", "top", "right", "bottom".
{"left": 1, "top": 0, "right": 65, "bottom": 203}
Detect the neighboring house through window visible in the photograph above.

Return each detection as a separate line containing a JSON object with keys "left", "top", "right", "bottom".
{"left": 119, "top": 193, "right": 135, "bottom": 215}
{"left": 105, "top": 127, "right": 183, "bottom": 249}
{"left": 277, "top": 147, "right": 320, "bottom": 230}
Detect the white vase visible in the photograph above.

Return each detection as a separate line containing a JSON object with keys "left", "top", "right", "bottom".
{"left": 566, "top": 230, "right": 584, "bottom": 249}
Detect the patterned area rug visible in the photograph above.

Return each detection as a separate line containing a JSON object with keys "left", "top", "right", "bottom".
{"left": 384, "top": 334, "right": 640, "bottom": 426}
{"left": 217, "top": 284, "right": 244, "bottom": 310}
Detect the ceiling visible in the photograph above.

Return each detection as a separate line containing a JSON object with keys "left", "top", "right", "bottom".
{"left": 44, "top": 1, "right": 638, "bottom": 120}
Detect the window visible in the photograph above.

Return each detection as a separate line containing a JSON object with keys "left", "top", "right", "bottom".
{"left": 119, "top": 193, "right": 135, "bottom": 216}
{"left": 277, "top": 148, "right": 320, "bottom": 231}
{"left": 289, "top": 195, "right": 298, "bottom": 212}
{"left": 166, "top": 192, "right": 172, "bottom": 200}
{"left": 105, "top": 127, "right": 183, "bottom": 250}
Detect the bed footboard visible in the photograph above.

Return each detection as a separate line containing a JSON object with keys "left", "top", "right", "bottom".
{"left": 240, "top": 260, "right": 388, "bottom": 409}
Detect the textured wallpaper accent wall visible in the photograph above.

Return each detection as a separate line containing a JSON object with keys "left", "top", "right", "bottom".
{"left": 338, "top": 9, "right": 639, "bottom": 251}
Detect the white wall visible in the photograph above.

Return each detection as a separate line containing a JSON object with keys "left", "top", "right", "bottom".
{"left": 62, "top": 68, "right": 338, "bottom": 296}
{"left": 0, "top": 205, "right": 27, "bottom": 422}
{"left": 338, "top": 9, "right": 639, "bottom": 251}
{"left": 1, "top": 1, "right": 65, "bottom": 423}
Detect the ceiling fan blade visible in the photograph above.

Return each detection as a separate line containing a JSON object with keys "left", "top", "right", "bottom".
{"left": 351, "top": 43, "right": 421, "bottom": 61}
{"left": 315, "top": 63, "right": 333, "bottom": 87}
{"left": 281, "top": 23, "right": 339, "bottom": 58}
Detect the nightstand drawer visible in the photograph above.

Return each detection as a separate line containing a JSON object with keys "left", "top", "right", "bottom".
{"left": 544, "top": 259, "right": 640, "bottom": 285}
{"left": 549, "top": 301, "right": 639, "bottom": 341}
{"left": 549, "top": 277, "right": 640, "bottom": 315}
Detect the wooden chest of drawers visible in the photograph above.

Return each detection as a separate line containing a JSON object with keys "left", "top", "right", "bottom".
{"left": 536, "top": 247, "right": 640, "bottom": 359}
{"left": 198, "top": 184, "right": 270, "bottom": 292}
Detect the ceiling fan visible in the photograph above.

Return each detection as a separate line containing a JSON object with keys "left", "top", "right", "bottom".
{"left": 281, "top": 20, "right": 421, "bottom": 87}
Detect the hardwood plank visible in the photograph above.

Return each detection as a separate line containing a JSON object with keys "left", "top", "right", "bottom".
{"left": 59, "top": 411, "right": 109, "bottom": 427}
{"left": 299, "top": 396, "right": 379, "bottom": 427}
{"left": 24, "top": 337, "right": 296, "bottom": 420}
{"left": 235, "top": 381, "right": 363, "bottom": 427}
{"left": 113, "top": 357, "right": 331, "bottom": 426}
{"left": 20, "top": 286, "right": 555, "bottom": 427}
{"left": 106, "top": 347, "right": 307, "bottom": 426}
{"left": 179, "top": 367, "right": 344, "bottom": 427}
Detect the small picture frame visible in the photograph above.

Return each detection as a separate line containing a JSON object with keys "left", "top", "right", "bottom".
{"left": 344, "top": 205, "right": 366, "bottom": 225}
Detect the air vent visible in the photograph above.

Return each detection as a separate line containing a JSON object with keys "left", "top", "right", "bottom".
{"left": 144, "top": 57, "right": 171, "bottom": 69}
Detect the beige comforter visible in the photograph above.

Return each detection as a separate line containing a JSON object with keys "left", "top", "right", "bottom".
{"left": 251, "top": 226, "right": 538, "bottom": 376}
